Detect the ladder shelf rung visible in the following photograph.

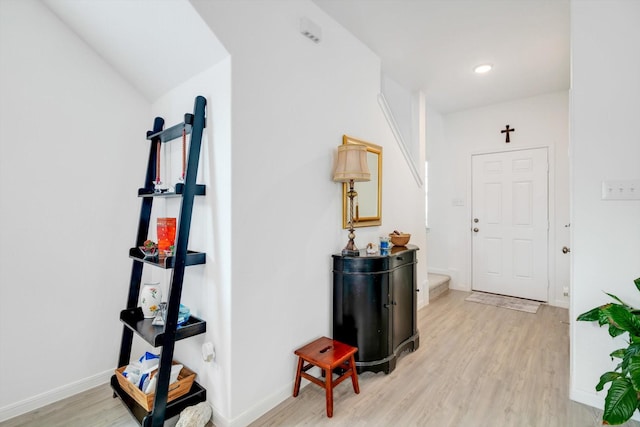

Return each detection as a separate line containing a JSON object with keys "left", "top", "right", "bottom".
{"left": 120, "top": 307, "right": 207, "bottom": 346}
{"left": 146, "top": 113, "right": 197, "bottom": 143}
{"left": 137, "top": 184, "right": 206, "bottom": 198}
{"left": 110, "top": 375, "right": 206, "bottom": 425}
{"left": 129, "top": 248, "right": 206, "bottom": 269}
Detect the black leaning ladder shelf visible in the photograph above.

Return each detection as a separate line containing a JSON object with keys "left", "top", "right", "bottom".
{"left": 110, "top": 96, "right": 208, "bottom": 427}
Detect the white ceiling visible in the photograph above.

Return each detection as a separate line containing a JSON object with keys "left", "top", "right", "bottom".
{"left": 312, "top": 0, "right": 570, "bottom": 114}
{"left": 42, "top": 0, "right": 228, "bottom": 102}
{"left": 42, "top": 0, "right": 570, "bottom": 113}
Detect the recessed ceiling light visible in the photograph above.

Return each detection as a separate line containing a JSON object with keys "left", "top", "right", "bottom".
{"left": 474, "top": 64, "right": 493, "bottom": 74}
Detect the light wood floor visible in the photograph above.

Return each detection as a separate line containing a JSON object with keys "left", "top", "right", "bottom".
{"left": 249, "top": 290, "right": 640, "bottom": 427}
{"left": 3, "top": 290, "right": 639, "bottom": 427}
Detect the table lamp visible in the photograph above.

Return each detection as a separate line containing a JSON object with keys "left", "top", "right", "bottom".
{"left": 333, "top": 144, "right": 371, "bottom": 256}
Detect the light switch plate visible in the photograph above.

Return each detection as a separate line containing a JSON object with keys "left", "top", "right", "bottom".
{"left": 602, "top": 179, "right": 640, "bottom": 200}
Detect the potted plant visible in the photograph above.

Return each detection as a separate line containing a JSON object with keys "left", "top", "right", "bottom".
{"left": 577, "top": 277, "right": 640, "bottom": 425}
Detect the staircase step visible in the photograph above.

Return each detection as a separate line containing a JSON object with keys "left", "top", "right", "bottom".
{"left": 428, "top": 273, "right": 450, "bottom": 301}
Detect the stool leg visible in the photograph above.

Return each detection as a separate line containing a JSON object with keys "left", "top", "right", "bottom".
{"left": 325, "top": 367, "right": 333, "bottom": 417}
{"left": 293, "top": 357, "right": 303, "bottom": 397}
{"left": 349, "top": 355, "right": 360, "bottom": 394}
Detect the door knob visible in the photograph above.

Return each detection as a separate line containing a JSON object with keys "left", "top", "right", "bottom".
{"left": 473, "top": 228, "right": 479, "bottom": 233}
{"left": 474, "top": 218, "right": 479, "bottom": 223}
{"left": 562, "top": 246, "right": 571, "bottom": 254}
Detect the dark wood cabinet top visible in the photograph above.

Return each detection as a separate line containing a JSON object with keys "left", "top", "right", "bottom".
{"left": 332, "top": 244, "right": 419, "bottom": 259}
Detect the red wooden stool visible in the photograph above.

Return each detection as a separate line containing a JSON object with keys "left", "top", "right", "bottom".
{"left": 292, "top": 336, "right": 360, "bottom": 417}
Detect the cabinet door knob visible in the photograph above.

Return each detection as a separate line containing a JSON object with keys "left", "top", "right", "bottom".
{"left": 396, "top": 256, "right": 404, "bottom": 261}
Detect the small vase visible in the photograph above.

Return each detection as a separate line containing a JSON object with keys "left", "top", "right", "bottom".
{"left": 139, "top": 282, "right": 162, "bottom": 318}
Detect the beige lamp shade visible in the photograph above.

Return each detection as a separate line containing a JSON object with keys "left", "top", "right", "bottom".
{"left": 333, "top": 144, "right": 371, "bottom": 182}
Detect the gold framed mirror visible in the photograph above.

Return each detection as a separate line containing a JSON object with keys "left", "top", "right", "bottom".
{"left": 342, "top": 135, "right": 382, "bottom": 228}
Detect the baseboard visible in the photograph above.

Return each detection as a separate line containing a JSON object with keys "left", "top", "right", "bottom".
{"left": 0, "top": 369, "right": 113, "bottom": 422}
{"left": 552, "top": 298, "right": 569, "bottom": 309}
{"left": 570, "top": 388, "right": 604, "bottom": 411}
{"left": 210, "top": 405, "right": 231, "bottom": 427}
{"left": 449, "top": 283, "right": 471, "bottom": 292}
{"left": 0, "top": 368, "right": 292, "bottom": 427}
{"left": 212, "top": 381, "right": 293, "bottom": 427}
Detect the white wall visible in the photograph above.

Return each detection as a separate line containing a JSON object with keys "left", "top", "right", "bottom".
{"left": 191, "top": 1, "right": 427, "bottom": 425}
{"left": 0, "top": 0, "right": 234, "bottom": 422}
{"left": 570, "top": 0, "right": 640, "bottom": 411}
{"left": 427, "top": 91, "right": 570, "bottom": 307}
{"left": 1, "top": 0, "right": 428, "bottom": 424}
{"left": 381, "top": 73, "right": 415, "bottom": 160}
{"left": 425, "top": 105, "right": 445, "bottom": 261}
{"left": 0, "top": 0, "right": 149, "bottom": 419}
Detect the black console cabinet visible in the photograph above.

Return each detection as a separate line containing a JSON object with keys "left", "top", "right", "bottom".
{"left": 332, "top": 245, "right": 420, "bottom": 374}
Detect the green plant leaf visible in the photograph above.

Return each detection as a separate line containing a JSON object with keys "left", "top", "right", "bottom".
{"left": 578, "top": 304, "right": 618, "bottom": 326}
{"left": 599, "top": 304, "right": 616, "bottom": 326}
{"left": 634, "top": 277, "right": 640, "bottom": 293}
{"left": 603, "top": 377, "right": 637, "bottom": 425}
{"left": 609, "top": 324, "right": 627, "bottom": 338}
{"left": 605, "top": 292, "right": 633, "bottom": 309}
{"left": 597, "top": 372, "right": 624, "bottom": 391}
{"left": 627, "top": 356, "right": 640, "bottom": 390}
{"left": 611, "top": 349, "right": 626, "bottom": 360}
{"left": 577, "top": 306, "right": 603, "bottom": 322}
{"left": 603, "top": 304, "right": 640, "bottom": 336}
{"left": 618, "top": 343, "right": 640, "bottom": 373}
{"left": 624, "top": 343, "right": 640, "bottom": 359}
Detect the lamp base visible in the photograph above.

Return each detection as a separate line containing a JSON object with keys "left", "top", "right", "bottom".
{"left": 341, "top": 248, "right": 360, "bottom": 257}
{"left": 341, "top": 180, "right": 361, "bottom": 257}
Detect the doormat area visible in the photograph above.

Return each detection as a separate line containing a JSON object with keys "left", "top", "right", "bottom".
{"left": 465, "top": 292, "right": 541, "bottom": 314}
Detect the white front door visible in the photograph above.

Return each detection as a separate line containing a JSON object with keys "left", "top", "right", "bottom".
{"left": 471, "top": 148, "right": 549, "bottom": 301}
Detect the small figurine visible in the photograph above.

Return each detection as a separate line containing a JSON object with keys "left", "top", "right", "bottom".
{"left": 366, "top": 243, "right": 378, "bottom": 254}
{"left": 152, "top": 302, "right": 167, "bottom": 326}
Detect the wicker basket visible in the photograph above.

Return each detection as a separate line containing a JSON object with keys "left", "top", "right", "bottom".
{"left": 115, "top": 361, "right": 195, "bottom": 411}
{"left": 389, "top": 233, "right": 411, "bottom": 246}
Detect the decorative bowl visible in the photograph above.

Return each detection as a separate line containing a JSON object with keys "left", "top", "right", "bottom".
{"left": 389, "top": 233, "right": 411, "bottom": 246}
{"left": 139, "top": 246, "right": 158, "bottom": 258}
